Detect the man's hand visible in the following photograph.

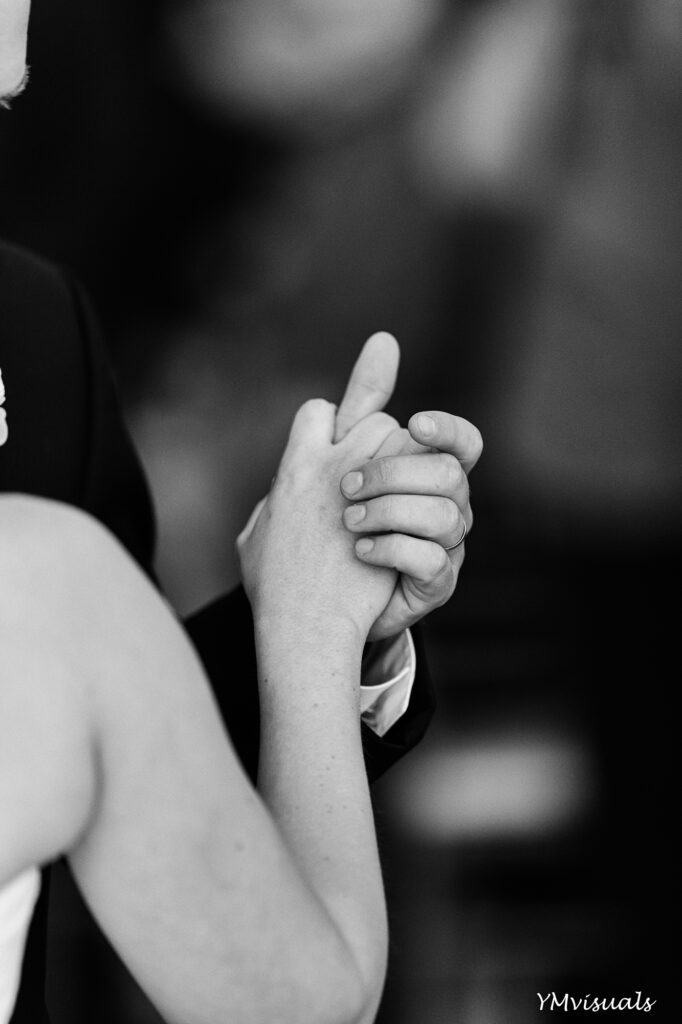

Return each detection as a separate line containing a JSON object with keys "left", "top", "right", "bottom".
{"left": 341, "top": 412, "right": 481, "bottom": 639}
{"left": 334, "top": 334, "right": 483, "bottom": 641}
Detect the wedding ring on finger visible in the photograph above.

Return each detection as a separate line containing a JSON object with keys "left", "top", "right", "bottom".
{"left": 445, "top": 519, "right": 467, "bottom": 551}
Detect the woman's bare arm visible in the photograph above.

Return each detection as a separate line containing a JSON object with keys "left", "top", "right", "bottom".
{"left": 0, "top": 407, "right": 394, "bottom": 1024}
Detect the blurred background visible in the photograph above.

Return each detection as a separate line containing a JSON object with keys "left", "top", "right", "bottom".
{"left": 1, "top": 0, "right": 679, "bottom": 1020}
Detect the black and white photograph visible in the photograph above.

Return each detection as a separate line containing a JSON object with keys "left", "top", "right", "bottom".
{"left": 0, "top": 1, "right": 678, "bottom": 1021}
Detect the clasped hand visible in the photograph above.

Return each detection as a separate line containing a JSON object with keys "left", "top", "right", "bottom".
{"left": 238, "top": 333, "right": 482, "bottom": 644}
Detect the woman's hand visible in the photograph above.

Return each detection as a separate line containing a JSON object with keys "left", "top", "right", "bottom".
{"left": 238, "top": 398, "right": 399, "bottom": 646}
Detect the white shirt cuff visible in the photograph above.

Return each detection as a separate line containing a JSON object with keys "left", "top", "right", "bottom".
{"left": 359, "top": 629, "right": 416, "bottom": 738}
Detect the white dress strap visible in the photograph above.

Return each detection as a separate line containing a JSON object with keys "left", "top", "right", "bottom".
{"left": 0, "top": 868, "right": 41, "bottom": 1024}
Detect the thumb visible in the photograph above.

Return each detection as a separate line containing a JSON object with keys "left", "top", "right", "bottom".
{"left": 334, "top": 332, "right": 400, "bottom": 443}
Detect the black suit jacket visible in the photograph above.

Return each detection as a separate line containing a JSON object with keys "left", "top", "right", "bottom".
{"left": 0, "top": 241, "right": 435, "bottom": 1022}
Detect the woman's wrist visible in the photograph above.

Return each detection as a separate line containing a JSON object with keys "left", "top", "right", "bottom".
{"left": 254, "top": 612, "right": 365, "bottom": 705}
{"left": 253, "top": 607, "right": 367, "bottom": 657}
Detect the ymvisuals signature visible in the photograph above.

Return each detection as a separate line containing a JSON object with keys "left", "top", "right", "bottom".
{"left": 538, "top": 992, "right": 656, "bottom": 1013}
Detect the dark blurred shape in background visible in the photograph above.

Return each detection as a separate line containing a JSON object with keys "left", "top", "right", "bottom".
{"left": 1, "top": 1, "right": 678, "bottom": 1020}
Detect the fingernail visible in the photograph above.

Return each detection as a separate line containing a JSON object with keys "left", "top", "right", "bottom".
{"left": 342, "top": 471, "right": 363, "bottom": 496}
{"left": 356, "top": 538, "right": 375, "bottom": 555}
{"left": 345, "top": 504, "right": 366, "bottom": 525}
{"left": 417, "top": 415, "right": 436, "bottom": 437}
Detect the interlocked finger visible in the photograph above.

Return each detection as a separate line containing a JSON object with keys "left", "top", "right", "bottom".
{"left": 408, "top": 411, "right": 483, "bottom": 475}
{"left": 343, "top": 493, "right": 466, "bottom": 550}
{"left": 341, "top": 452, "right": 469, "bottom": 508}
{"left": 355, "top": 533, "right": 454, "bottom": 591}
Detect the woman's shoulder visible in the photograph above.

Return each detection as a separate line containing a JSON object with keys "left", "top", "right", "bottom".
{"left": 0, "top": 499, "right": 101, "bottom": 878}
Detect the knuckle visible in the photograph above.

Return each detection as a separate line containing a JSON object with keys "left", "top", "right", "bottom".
{"left": 293, "top": 399, "right": 315, "bottom": 428}
{"left": 375, "top": 457, "right": 395, "bottom": 488}
{"left": 438, "top": 453, "right": 463, "bottom": 492}
{"left": 385, "top": 533, "right": 402, "bottom": 565}
{"left": 439, "top": 498, "right": 460, "bottom": 536}
{"left": 300, "top": 397, "right": 333, "bottom": 416}
{"left": 432, "top": 565, "right": 456, "bottom": 608}
{"left": 433, "top": 544, "right": 451, "bottom": 576}
{"left": 458, "top": 475, "right": 471, "bottom": 511}
{"left": 380, "top": 493, "right": 397, "bottom": 524}
{"left": 290, "top": 399, "right": 335, "bottom": 445}
{"left": 370, "top": 531, "right": 398, "bottom": 569}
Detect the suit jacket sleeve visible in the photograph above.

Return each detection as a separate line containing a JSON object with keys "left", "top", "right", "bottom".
{"left": 74, "top": 279, "right": 436, "bottom": 784}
